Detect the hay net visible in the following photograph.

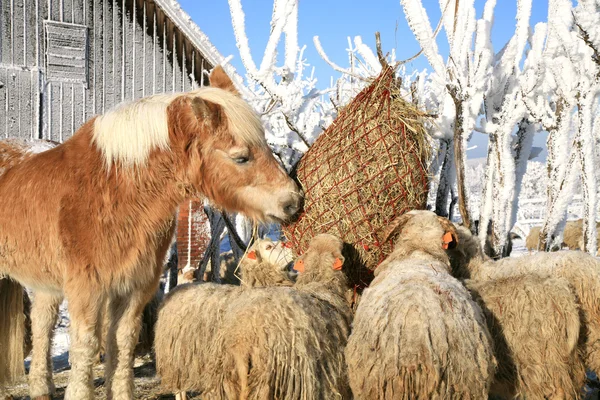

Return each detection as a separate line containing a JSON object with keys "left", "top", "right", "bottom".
{"left": 283, "top": 66, "right": 430, "bottom": 287}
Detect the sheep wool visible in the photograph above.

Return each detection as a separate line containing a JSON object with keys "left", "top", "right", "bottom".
{"left": 467, "top": 275, "right": 585, "bottom": 399}
{"left": 449, "top": 225, "right": 600, "bottom": 376}
{"left": 154, "top": 239, "right": 294, "bottom": 397}
{"left": 218, "top": 234, "right": 353, "bottom": 400}
{"left": 346, "top": 210, "right": 495, "bottom": 400}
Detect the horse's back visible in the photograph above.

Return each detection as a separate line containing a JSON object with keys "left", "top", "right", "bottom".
{"left": 0, "top": 139, "right": 65, "bottom": 289}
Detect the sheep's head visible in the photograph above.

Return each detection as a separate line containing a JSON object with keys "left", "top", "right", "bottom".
{"left": 380, "top": 210, "right": 458, "bottom": 264}
{"left": 239, "top": 238, "right": 295, "bottom": 287}
{"left": 446, "top": 224, "right": 490, "bottom": 279}
{"left": 244, "top": 238, "right": 294, "bottom": 270}
{"left": 293, "top": 234, "right": 347, "bottom": 286}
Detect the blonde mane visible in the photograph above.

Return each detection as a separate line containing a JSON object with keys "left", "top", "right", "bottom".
{"left": 92, "top": 87, "right": 265, "bottom": 167}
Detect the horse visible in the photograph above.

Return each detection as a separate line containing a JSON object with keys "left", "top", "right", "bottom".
{"left": 0, "top": 66, "right": 303, "bottom": 400}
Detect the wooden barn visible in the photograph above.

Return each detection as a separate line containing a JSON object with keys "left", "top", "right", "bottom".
{"left": 0, "top": 0, "right": 233, "bottom": 272}
{"left": 0, "top": 0, "right": 230, "bottom": 141}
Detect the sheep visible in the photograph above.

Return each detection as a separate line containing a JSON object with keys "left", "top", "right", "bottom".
{"left": 466, "top": 275, "right": 585, "bottom": 399}
{"left": 525, "top": 226, "right": 541, "bottom": 251}
{"left": 524, "top": 220, "right": 600, "bottom": 252}
{"left": 180, "top": 238, "right": 294, "bottom": 284}
{"left": 345, "top": 210, "right": 496, "bottom": 400}
{"left": 218, "top": 233, "right": 353, "bottom": 400}
{"left": 449, "top": 224, "right": 600, "bottom": 376}
{"left": 153, "top": 238, "right": 300, "bottom": 399}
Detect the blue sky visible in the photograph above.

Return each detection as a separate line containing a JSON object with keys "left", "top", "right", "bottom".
{"left": 179, "top": 0, "right": 551, "bottom": 160}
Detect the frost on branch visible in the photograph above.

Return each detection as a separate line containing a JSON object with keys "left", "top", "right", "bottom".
{"left": 400, "top": 0, "right": 495, "bottom": 230}
{"left": 227, "top": 0, "right": 334, "bottom": 171}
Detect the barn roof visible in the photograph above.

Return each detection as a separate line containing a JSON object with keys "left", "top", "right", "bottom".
{"left": 151, "top": 0, "right": 250, "bottom": 96}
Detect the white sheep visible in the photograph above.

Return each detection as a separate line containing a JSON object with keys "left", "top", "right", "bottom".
{"left": 466, "top": 274, "right": 585, "bottom": 398}
{"left": 154, "top": 238, "right": 294, "bottom": 399}
{"left": 449, "top": 225, "right": 600, "bottom": 378}
{"left": 345, "top": 210, "right": 496, "bottom": 399}
{"left": 217, "top": 234, "right": 352, "bottom": 400}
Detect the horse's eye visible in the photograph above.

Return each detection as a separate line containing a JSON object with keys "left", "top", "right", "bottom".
{"left": 234, "top": 156, "right": 249, "bottom": 164}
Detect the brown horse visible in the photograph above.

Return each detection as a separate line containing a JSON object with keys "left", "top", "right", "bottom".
{"left": 0, "top": 66, "right": 302, "bottom": 400}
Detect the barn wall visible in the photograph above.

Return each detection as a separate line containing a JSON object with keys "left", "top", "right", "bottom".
{"left": 0, "top": 0, "right": 211, "bottom": 142}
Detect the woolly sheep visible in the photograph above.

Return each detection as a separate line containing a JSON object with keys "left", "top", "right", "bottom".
{"left": 449, "top": 224, "right": 600, "bottom": 376}
{"left": 345, "top": 210, "right": 495, "bottom": 399}
{"left": 466, "top": 275, "right": 585, "bottom": 399}
{"left": 525, "top": 226, "right": 541, "bottom": 251}
{"left": 180, "top": 238, "right": 294, "bottom": 284}
{"left": 524, "top": 220, "right": 600, "bottom": 252}
{"left": 218, "top": 233, "right": 352, "bottom": 400}
{"left": 154, "top": 240, "right": 294, "bottom": 398}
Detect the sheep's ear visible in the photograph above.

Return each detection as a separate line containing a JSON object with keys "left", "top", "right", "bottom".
{"left": 437, "top": 216, "right": 459, "bottom": 250}
{"left": 442, "top": 232, "right": 458, "bottom": 250}
{"left": 332, "top": 256, "right": 345, "bottom": 271}
{"left": 293, "top": 259, "right": 305, "bottom": 273}
{"left": 380, "top": 213, "right": 413, "bottom": 243}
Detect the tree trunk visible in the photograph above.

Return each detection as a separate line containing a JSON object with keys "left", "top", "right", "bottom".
{"left": 577, "top": 89, "right": 598, "bottom": 254}
{"left": 539, "top": 99, "right": 577, "bottom": 251}
{"left": 435, "top": 140, "right": 454, "bottom": 217}
{"left": 451, "top": 94, "right": 473, "bottom": 230}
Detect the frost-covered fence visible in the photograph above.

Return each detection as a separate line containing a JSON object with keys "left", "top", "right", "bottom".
{"left": 516, "top": 195, "right": 600, "bottom": 233}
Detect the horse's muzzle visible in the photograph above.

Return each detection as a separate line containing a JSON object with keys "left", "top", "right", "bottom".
{"left": 281, "top": 191, "right": 304, "bottom": 220}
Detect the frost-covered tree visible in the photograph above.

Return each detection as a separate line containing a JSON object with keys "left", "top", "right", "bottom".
{"left": 477, "top": 0, "right": 536, "bottom": 258}
{"left": 228, "top": 0, "right": 334, "bottom": 170}
{"left": 522, "top": 0, "right": 600, "bottom": 254}
{"left": 400, "top": 0, "right": 495, "bottom": 230}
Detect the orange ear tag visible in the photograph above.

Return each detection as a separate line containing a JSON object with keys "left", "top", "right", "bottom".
{"left": 247, "top": 250, "right": 257, "bottom": 260}
{"left": 293, "top": 259, "right": 305, "bottom": 273}
{"left": 332, "top": 258, "right": 343, "bottom": 271}
{"left": 442, "top": 232, "right": 454, "bottom": 249}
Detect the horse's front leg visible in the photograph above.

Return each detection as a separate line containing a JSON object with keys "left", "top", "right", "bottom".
{"left": 104, "top": 289, "right": 153, "bottom": 400}
{"left": 63, "top": 288, "right": 103, "bottom": 400}
{"left": 28, "top": 292, "right": 62, "bottom": 400}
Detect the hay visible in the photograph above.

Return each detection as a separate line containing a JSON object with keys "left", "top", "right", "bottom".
{"left": 283, "top": 67, "right": 430, "bottom": 286}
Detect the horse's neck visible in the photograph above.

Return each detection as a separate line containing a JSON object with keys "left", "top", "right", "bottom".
{"left": 66, "top": 128, "right": 186, "bottom": 228}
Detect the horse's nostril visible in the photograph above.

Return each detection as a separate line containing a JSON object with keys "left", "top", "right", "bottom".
{"left": 283, "top": 202, "right": 299, "bottom": 216}
{"left": 282, "top": 196, "right": 302, "bottom": 217}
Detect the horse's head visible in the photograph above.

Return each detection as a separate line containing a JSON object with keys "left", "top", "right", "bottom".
{"left": 168, "top": 67, "right": 303, "bottom": 224}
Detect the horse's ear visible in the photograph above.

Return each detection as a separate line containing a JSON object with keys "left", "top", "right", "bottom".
{"left": 209, "top": 66, "right": 239, "bottom": 96}
{"left": 191, "top": 97, "right": 222, "bottom": 128}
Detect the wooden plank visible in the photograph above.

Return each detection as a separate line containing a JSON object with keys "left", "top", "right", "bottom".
{"left": 61, "top": 0, "right": 72, "bottom": 23}
{"left": 130, "top": 0, "right": 136, "bottom": 100}
{"left": 163, "top": 18, "right": 172, "bottom": 93}
{"left": 23, "top": 0, "right": 39, "bottom": 66}
{"left": 49, "top": 0, "right": 60, "bottom": 22}
{"left": 103, "top": 0, "right": 112, "bottom": 111}
{"left": 73, "top": 0, "right": 84, "bottom": 25}
{"left": 36, "top": 0, "right": 48, "bottom": 68}
{"left": 90, "top": 0, "right": 102, "bottom": 115}
{"left": 71, "top": 82, "right": 84, "bottom": 136}
{"left": 84, "top": 0, "right": 94, "bottom": 117}
{"left": 6, "top": 69, "right": 19, "bottom": 137}
{"left": 119, "top": 0, "right": 125, "bottom": 101}
{"left": 0, "top": 67, "right": 7, "bottom": 138}
{"left": 112, "top": 0, "right": 123, "bottom": 104}
{"left": 2, "top": 0, "right": 13, "bottom": 64}
{"left": 18, "top": 69, "right": 33, "bottom": 139}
